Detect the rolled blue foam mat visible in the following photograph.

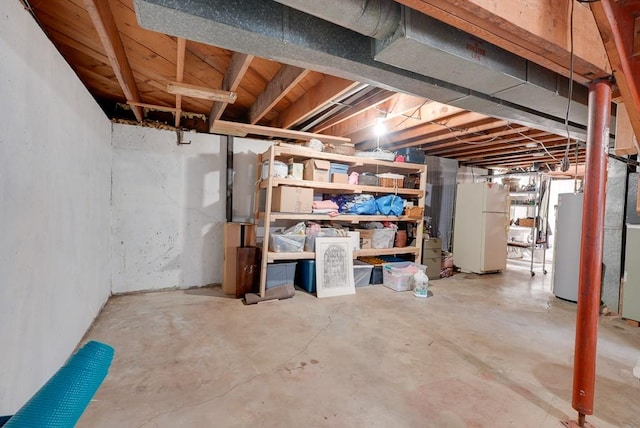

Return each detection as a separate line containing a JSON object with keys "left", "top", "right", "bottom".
{"left": 5, "top": 340, "right": 114, "bottom": 428}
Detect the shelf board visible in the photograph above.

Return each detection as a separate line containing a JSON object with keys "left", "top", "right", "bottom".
{"left": 355, "top": 247, "right": 420, "bottom": 258}
{"left": 271, "top": 144, "right": 427, "bottom": 174}
{"left": 510, "top": 191, "right": 537, "bottom": 196}
{"left": 266, "top": 246, "right": 420, "bottom": 262}
{"left": 509, "top": 225, "right": 534, "bottom": 230}
{"left": 261, "top": 178, "right": 423, "bottom": 196}
{"left": 260, "top": 212, "right": 419, "bottom": 222}
{"left": 268, "top": 251, "right": 315, "bottom": 262}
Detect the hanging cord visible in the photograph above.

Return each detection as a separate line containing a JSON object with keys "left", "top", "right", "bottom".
{"left": 573, "top": 137, "right": 580, "bottom": 192}
{"left": 561, "top": 0, "right": 576, "bottom": 172}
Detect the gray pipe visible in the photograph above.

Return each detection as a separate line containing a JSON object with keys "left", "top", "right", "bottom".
{"left": 272, "top": 0, "right": 400, "bottom": 40}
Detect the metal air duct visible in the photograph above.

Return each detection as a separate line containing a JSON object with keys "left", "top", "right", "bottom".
{"left": 133, "top": 0, "right": 593, "bottom": 140}
{"left": 271, "top": 0, "right": 400, "bottom": 40}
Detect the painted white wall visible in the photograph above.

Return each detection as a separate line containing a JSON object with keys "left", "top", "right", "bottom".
{"left": 232, "top": 138, "right": 273, "bottom": 222}
{"left": 111, "top": 125, "right": 227, "bottom": 292}
{"left": 0, "top": 1, "right": 112, "bottom": 413}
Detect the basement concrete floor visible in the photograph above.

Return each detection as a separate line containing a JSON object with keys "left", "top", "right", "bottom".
{"left": 79, "top": 265, "right": 640, "bottom": 428}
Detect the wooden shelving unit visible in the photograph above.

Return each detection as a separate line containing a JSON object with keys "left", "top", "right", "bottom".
{"left": 254, "top": 144, "right": 427, "bottom": 296}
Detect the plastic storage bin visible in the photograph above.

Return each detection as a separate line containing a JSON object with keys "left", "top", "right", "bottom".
{"left": 353, "top": 260, "right": 373, "bottom": 287}
{"left": 372, "top": 229, "right": 396, "bottom": 249}
{"left": 266, "top": 262, "right": 297, "bottom": 290}
{"left": 269, "top": 233, "right": 306, "bottom": 252}
{"left": 360, "top": 256, "right": 405, "bottom": 284}
{"left": 295, "top": 260, "right": 316, "bottom": 293}
{"left": 382, "top": 262, "right": 427, "bottom": 292}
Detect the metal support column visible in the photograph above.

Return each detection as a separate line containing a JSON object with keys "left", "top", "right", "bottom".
{"left": 564, "top": 79, "right": 612, "bottom": 428}
{"left": 225, "top": 135, "right": 233, "bottom": 223}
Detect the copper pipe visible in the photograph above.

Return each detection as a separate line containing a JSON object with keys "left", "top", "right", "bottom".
{"left": 571, "top": 79, "right": 612, "bottom": 419}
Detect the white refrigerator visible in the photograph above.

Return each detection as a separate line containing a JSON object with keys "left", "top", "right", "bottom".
{"left": 453, "top": 182, "right": 509, "bottom": 273}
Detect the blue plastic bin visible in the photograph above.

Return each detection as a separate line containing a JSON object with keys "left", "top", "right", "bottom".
{"left": 295, "top": 260, "right": 316, "bottom": 293}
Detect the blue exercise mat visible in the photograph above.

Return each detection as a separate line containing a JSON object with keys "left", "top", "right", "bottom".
{"left": 5, "top": 340, "right": 114, "bottom": 428}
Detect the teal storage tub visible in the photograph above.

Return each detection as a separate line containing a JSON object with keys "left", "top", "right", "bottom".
{"left": 295, "top": 260, "right": 316, "bottom": 293}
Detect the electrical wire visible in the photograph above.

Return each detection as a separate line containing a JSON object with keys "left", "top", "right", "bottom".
{"left": 561, "top": 0, "right": 576, "bottom": 172}
{"left": 395, "top": 99, "right": 429, "bottom": 127}
{"left": 423, "top": 119, "right": 512, "bottom": 145}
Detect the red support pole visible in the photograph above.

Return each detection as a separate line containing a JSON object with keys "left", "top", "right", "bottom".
{"left": 571, "top": 79, "right": 612, "bottom": 425}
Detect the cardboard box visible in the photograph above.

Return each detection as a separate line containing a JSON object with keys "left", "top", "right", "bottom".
{"left": 303, "top": 159, "right": 330, "bottom": 182}
{"left": 347, "top": 231, "right": 360, "bottom": 251}
{"left": 222, "top": 223, "right": 257, "bottom": 296}
{"left": 331, "top": 173, "right": 348, "bottom": 184}
{"left": 287, "top": 159, "right": 304, "bottom": 180}
{"left": 271, "top": 186, "right": 313, "bottom": 213}
{"left": 361, "top": 238, "right": 372, "bottom": 249}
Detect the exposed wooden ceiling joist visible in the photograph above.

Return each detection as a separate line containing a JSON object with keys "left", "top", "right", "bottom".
{"left": 248, "top": 65, "right": 309, "bottom": 124}
{"left": 394, "top": 0, "right": 610, "bottom": 83}
{"left": 83, "top": 0, "right": 143, "bottom": 121}
{"left": 323, "top": 93, "right": 426, "bottom": 138}
{"left": 210, "top": 120, "right": 350, "bottom": 145}
{"left": 30, "top": 0, "right": 609, "bottom": 170}
{"left": 208, "top": 52, "right": 254, "bottom": 131}
{"left": 313, "top": 89, "right": 396, "bottom": 133}
{"left": 277, "top": 76, "right": 360, "bottom": 129}
{"left": 348, "top": 102, "right": 465, "bottom": 145}
{"left": 357, "top": 111, "right": 490, "bottom": 151}
{"left": 590, "top": 0, "right": 640, "bottom": 144}
{"left": 166, "top": 81, "right": 237, "bottom": 103}
{"left": 174, "top": 37, "right": 186, "bottom": 127}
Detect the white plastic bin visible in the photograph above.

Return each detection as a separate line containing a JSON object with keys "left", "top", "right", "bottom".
{"left": 269, "top": 234, "right": 306, "bottom": 252}
{"left": 382, "top": 262, "right": 427, "bottom": 292}
{"left": 353, "top": 260, "right": 374, "bottom": 287}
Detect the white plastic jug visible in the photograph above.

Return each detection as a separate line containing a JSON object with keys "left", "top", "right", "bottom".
{"left": 413, "top": 270, "right": 429, "bottom": 298}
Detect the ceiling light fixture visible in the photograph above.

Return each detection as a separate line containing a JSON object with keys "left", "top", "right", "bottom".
{"left": 525, "top": 142, "right": 537, "bottom": 148}
{"left": 374, "top": 117, "right": 387, "bottom": 136}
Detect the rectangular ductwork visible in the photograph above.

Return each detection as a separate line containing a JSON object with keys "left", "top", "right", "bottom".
{"left": 374, "top": 8, "right": 589, "bottom": 127}
{"left": 133, "top": 0, "right": 598, "bottom": 140}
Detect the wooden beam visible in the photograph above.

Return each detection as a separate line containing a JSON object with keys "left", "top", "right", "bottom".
{"left": 167, "top": 81, "right": 237, "bottom": 103}
{"left": 248, "top": 65, "right": 309, "bottom": 124}
{"left": 210, "top": 120, "right": 350, "bottom": 145}
{"left": 175, "top": 37, "right": 186, "bottom": 128}
{"left": 209, "top": 52, "right": 254, "bottom": 131}
{"left": 313, "top": 89, "right": 396, "bottom": 133}
{"left": 83, "top": 0, "right": 143, "bottom": 121}
{"left": 614, "top": 103, "right": 638, "bottom": 155}
{"left": 277, "top": 76, "right": 360, "bottom": 129}
{"left": 323, "top": 93, "right": 427, "bottom": 138}
{"left": 357, "top": 111, "right": 488, "bottom": 150}
{"left": 389, "top": 119, "right": 509, "bottom": 151}
{"left": 396, "top": 0, "right": 610, "bottom": 83}
{"left": 591, "top": 1, "right": 640, "bottom": 148}
{"left": 127, "top": 101, "right": 179, "bottom": 112}
{"left": 348, "top": 102, "right": 465, "bottom": 144}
